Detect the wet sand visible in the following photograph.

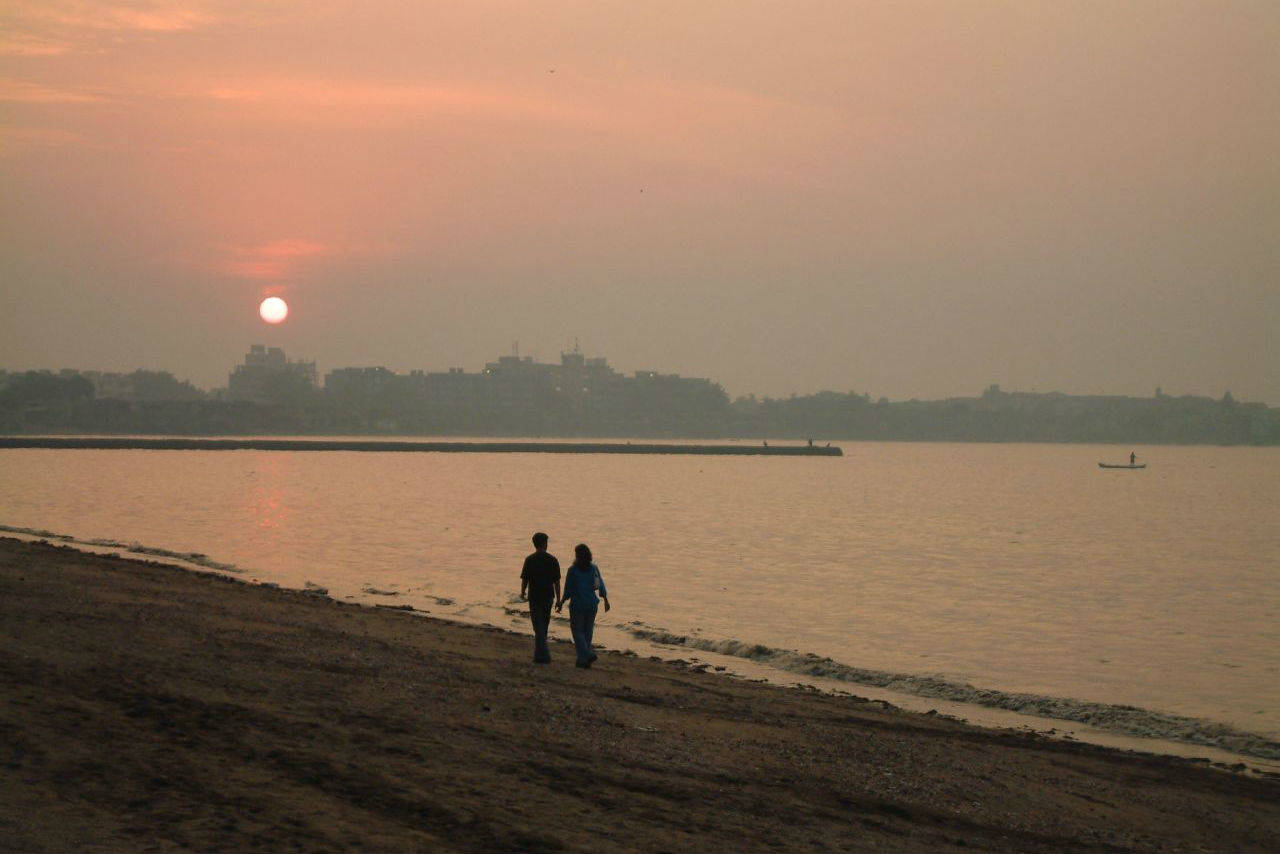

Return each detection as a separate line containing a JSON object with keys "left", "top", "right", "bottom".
{"left": 1, "top": 538, "right": 1276, "bottom": 853}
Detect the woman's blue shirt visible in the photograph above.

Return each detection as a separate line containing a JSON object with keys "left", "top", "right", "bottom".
{"left": 563, "top": 562, "right": 606, "bottom": 609}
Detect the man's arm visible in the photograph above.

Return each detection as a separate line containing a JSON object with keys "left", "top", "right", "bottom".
{"left": 556, "top": 567, "right": 572, "bottom": 611}
{"left": 519, "top": 556, "right": 529, "bottom": 600}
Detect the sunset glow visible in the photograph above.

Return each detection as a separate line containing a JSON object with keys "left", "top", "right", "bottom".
{"left": 0, "top": 1, "right": 1275, "bottom": 403}
{"left": 259, "top": 297, "right": 288, "bottom": 324}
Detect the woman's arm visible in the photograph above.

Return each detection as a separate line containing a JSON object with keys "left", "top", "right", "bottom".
{"left": 556, "top": 567, "right": 574, "bottom": 611}
{"left": 596, "top": 567, "right": 610, "bottom": 612}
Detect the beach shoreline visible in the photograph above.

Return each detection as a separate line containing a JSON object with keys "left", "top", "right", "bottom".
{"left": 2, "top": 536, "right": 1277, "bottom": 852}
{"left": 4, "top": 522, "right": 1275, "bottom": 771}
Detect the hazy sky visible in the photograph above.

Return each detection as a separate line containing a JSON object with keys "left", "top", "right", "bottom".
{"left": 2, "top": 1, "right": 1277, "bottom": 402}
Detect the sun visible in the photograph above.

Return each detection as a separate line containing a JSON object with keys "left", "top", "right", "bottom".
{"left": 259, "top": 297, "right": 288, "bottom": 324}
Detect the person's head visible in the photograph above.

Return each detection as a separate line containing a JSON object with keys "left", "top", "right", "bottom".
{"left": 532, "top": 532, "right": 548, "bottom": 552}
{"left": 574, "top": 543, "right": 592, "bottom": 566}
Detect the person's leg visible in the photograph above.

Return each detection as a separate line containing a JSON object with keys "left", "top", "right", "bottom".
{"left": 569, "top": 607, "right": 589, "bottom": 666}
{"left": 584, "top": 605, "right": 598, "bottom": 662}
{"left": 529, "top": 596, "right": 551, "bottom": 662}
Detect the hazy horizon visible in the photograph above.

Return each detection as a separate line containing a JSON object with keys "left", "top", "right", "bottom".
{"left": 0, "top": 340, "right": 1270, "bottom": 406}
{"left": 3, "top": 2, "right": 1277, "bottom": 404}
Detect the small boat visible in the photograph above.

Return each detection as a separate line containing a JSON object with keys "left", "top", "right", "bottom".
{"left": 1098, "top": 462, "right": 1146, "bottom": 469}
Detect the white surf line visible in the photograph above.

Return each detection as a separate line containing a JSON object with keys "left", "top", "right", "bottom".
{"left": 499, "top": 605, "right": 1278, "bottom": 772}
{"left": 618, "top": 625, "right": 1280, "bottom": 765}
{"left": 0, "top": 524, "right": 251, "bottom": 577}
{"left": 611, "top": 633, "right": 1280, "bottom": 775}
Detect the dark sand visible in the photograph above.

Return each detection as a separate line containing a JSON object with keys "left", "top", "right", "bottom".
{"left": 2, "top": 538, "right": 1276, "bottom": 853}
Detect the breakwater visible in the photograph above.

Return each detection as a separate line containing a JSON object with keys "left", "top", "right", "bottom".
{"left": 0, "top": 437, "right": 842, "bottom": 456}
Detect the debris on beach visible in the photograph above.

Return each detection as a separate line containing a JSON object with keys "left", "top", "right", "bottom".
{"left": 361, "top": 585, "right": 399, "bottom": 596}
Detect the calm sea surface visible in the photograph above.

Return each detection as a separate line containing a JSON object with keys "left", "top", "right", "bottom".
{"left": 2, "top": 442, "right": 1277, "bottom": 759}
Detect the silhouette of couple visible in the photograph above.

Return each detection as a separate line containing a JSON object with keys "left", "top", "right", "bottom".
{"left": 519, "top": 533, "right": 610, "bottom": 667}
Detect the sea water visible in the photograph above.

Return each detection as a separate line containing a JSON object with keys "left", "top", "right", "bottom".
{"left": 2, "top": 441, "right": 1276, "bottom": 763}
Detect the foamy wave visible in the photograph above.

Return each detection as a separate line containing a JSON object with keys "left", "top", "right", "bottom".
{"left": 0, "top": 524, "right": 73, "bottom": 541}
{"left": 0, "top": 524, "right": 243, "bottom": 574}
{"left": 627, "top": 627, "right": 1280, "bottom": 761}
{"left": 95, "top": 541, "right": 243, "bottom": 574}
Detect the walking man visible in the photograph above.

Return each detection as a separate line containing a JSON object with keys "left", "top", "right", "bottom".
{"left": 520, "top": 532, "right": 561, "bottom": 664}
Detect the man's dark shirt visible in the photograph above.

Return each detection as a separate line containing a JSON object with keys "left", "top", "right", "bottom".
{"left": 522, "top": 552, "right": 561, "bottom": 601}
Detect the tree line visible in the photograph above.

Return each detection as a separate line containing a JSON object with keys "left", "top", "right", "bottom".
{"left": 1, "top": 370, "right": 1276, "bottom": 444}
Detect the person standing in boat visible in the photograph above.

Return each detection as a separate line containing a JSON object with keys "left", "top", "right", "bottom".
{"left": 1130, "top": 451, "right": 1137, "bottom": 465}
{"left": 556, "top": 543, "right": 610, "bottom": 668}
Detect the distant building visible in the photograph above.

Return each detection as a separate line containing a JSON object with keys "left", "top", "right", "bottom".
{"left": 75, "top": 370, "right": 204, "bottom": 402}
{"left": 325, "top": 366, "right": 397, "bottom": 401}
{"left": 75, "top": 370, "right": 135, "bottom": 401}
{"left": 228, "top": 345, "right": 318, "bottom": 404}
{"left": 320, "top": 346, "right": 729, "bottom": 435}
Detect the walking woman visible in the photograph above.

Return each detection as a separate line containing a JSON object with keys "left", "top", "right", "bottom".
{"left": 556, "top": 543, "right": 610, "bottom": 668}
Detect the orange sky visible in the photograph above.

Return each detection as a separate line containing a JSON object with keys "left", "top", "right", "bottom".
{"left": 2, "top": 1, "right": 1277, "bottom": 401}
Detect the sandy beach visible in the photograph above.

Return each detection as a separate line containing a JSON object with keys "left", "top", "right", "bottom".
{"left": 1, "top": 537, "right": 1277, "bottom": 853}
